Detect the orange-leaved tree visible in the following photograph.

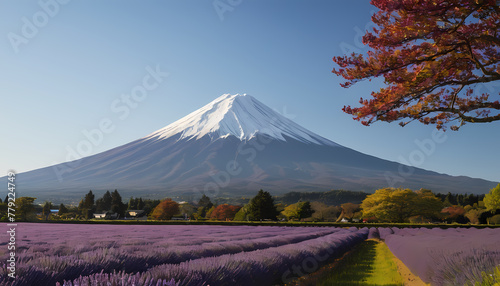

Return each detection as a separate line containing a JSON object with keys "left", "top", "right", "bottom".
{"left": 150, "top": 198, "right": 180, "bottom": 220}
{"left": 333, "top": 0, "right": 499, "bottom": 130}
{"left": 209, "top": 204, "right": 241, "bottom": 221}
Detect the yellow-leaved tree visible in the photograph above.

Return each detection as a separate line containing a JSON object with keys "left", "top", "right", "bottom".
{"left": 361, "top": 188, "right": 443, "bottom": 223}
{"left": 484, "top": 183, "right": 500, "bottom": 212}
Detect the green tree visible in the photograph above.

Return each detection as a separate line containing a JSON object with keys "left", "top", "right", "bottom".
{"left": 443, "top": 192, "right": 453, "bottom": 206}
{"left": 340, "top": 203, "right": 361, "bottom": 220}
{"left": 463, "top": 194, "right": 475, "bottom": 206}
{"left": 298, "top": 201, "right": 314, "bottom": 219}
{"left": 0, "top": 201, "right": 7, "bottom": 221}
{"left": 150, "top": 198, "right": 180, "bottom": 220}
{"left": 282, "top": 203, "right": 301, "bottom": 220}
{"left": 102, "top": 190, "right": 112, "bottom": 210}
{"left": 310, "top": 202, "right": 341, "bottom": 222}
{"left": 488, "top": 215, "right": 500, "bottom": 225}
{"left": 83, "top": 190, "right": 95, "bottom": 209}
{"left": 197, "top": 194, "right": 213, "bottom": 218}
{"left": 143, "top": 199, "right": 161, "bottom": 216}
{"left": 465, "top": 203, "right": 488, "bottom": 225}
{"left": 137, "top": 198, "right": 145, "bottom": 210}
{"left": 484, "top": 183, "right": 500, "bottom": 211}
{"left": 282, "top": 201, "right": 314, "bottom": 221}
{"left": 77, "top": 199, "right": 86, "bottom": 216}
{"left": 198, "top": 194, "right": 213, "bottom": 208}
{"left": 233, "top": 204, "right": 250, "bottom": 221}
{"left": 124, "top": 197, "right": 148, "bottom": 211}
{"left": 85, "top": 209, "right": 94, "bottom": 220}
{"left": 205, "top": 205, "right": 216, "bottom": 219}
{"left": 361, "top": 188, "right": 443, "bottom": 223}
{"left": 16, "top": 197, "right": 37, "bottom": 221}
{"left": 247, "top": 190, "right": 279, "bottom": 221}
{"left": 58, "top": 203, "right": 69, "bottom": 215}
{"left": 96, "top": 190, "right": 113, "bottom": 212}
{"left": 111, "top": 190, "right": 126, "bottom": 217}
{"left": 412, "top": 189, "right": 444, "bottom": 219}
{"left": 128, "top": 197, "right": 136, "bottom": 210}
{"left": 78, "top": 190, "right": 96, "bottom": 219}
{"left": 178, "top": 202, "right": 196, "bottom": 219}
{"left": 42, "top": 201, "right": 53, "bottom": 220}
{"left": 95, "top": 198, "right": 104, "bottom": 212}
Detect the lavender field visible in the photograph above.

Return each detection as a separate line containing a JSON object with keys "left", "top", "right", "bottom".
{"left": 379, "top": 227, "right": 500, "bottom": 285}
{"left": 1, "top": 224, "right": 499, "bottom": 286}
{"left": 0, "top": 223, "right": 368, "bottom": 286}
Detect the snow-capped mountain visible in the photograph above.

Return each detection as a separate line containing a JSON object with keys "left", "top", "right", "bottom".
{"left": 144, "top": 93, "right": 338, "bottom": 146}
{"left": 4, "top": 94, "right": 497, "bottom": 202}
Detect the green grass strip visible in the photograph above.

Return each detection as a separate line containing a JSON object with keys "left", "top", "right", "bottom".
{"left": 293, "top": 240, "right": 404, "bottom": 286}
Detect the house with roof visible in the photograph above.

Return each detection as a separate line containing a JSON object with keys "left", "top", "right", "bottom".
{"left": 125, "top": 210, "right": 147, "bottom": 220}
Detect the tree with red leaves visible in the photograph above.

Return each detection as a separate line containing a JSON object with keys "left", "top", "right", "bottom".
{"left": 333, "top": 0, "right": 499, "bottom": 130}
{"left": 441, "top": 205, "right": 466, "bottom": 218}
{"left": 209, "top": 204, "right": 241, "bottom": 221}
{"left": 150, "top": 198, "right": 180, "bottom": 220}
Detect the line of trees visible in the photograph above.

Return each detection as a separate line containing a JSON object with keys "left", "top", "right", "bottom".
{"left": 152, "top": 190, "right": 344, "bottom": 222}
{"left": 1, "top": 184, "right": 499, "bottom": 224}
{"left": 73, "top": 190, "right": 162, "bottom": 220}
{"left": 361, "top": 185, "right": 500, "bottom": 224}
{"left": 148, "top": 190, "right": 312, "bottom": 222}
{"left": 76, "top": 190, "right": 129, "bottom": 219}
{"left": 0, "top": 190, "right": 163, "bottom": 221}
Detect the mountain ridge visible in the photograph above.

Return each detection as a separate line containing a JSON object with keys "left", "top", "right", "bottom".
{"left": 2, "top": 93, "right": 498, "bottom": 203}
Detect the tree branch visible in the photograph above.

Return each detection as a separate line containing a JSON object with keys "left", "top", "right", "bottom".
{"left": 464, "top": 40, "right": 500, "bottom": 77}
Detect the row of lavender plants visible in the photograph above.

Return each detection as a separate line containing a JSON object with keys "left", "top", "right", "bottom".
{"left": 0, "top": 224, "right": 367, "bottom": 286}
{"left": 377, "top": 227, "right": 500, "bottom": 285}
{"left": 60, "top": 227, "right": 369, "bottom": 286}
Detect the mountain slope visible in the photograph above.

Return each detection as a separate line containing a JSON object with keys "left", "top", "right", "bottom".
{"left": 4, "top": 94, "right": 497, "bottom": 203}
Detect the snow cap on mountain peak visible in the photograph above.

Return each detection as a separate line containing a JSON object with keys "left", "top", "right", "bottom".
{"left": 145, "top": 93, "right": 339, "bottom": 146}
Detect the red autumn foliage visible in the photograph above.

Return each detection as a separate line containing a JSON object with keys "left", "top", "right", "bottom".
{"left": 209, "top": 204, "right": 241, "bottom": 221}
{"left": 333, "top": 0, "right": 500, "bottom": 130}
{"left": 441, "top": 205, "right": 466, "bottom": 219}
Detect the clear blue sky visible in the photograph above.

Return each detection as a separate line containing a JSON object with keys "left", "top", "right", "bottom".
{"left": 1, "top": 1, "right": 499, "bottom": 185}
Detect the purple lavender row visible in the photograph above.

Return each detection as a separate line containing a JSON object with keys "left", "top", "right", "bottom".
{"left": 383, "top": 227, "right": 500, "bottom": 285}
{"left": 377, "top": 227, "right": 394, "bottom": 240}
{"left": 57, "top": 271, "right": 180, "bottom": 286}
{"left": 0, "top": 224, "right": 334, "bottom": 262}
{"left": 61, "top": 228, "right": 369, "bottom": 286}
{"left": 0, "top": 224, "right": 340, "bottom": 286}
{"left": 0, "top": 224, "right": 330, "bottom": 252}
{"left": 367, "top": 227, "right": 380, "bottom": 239}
